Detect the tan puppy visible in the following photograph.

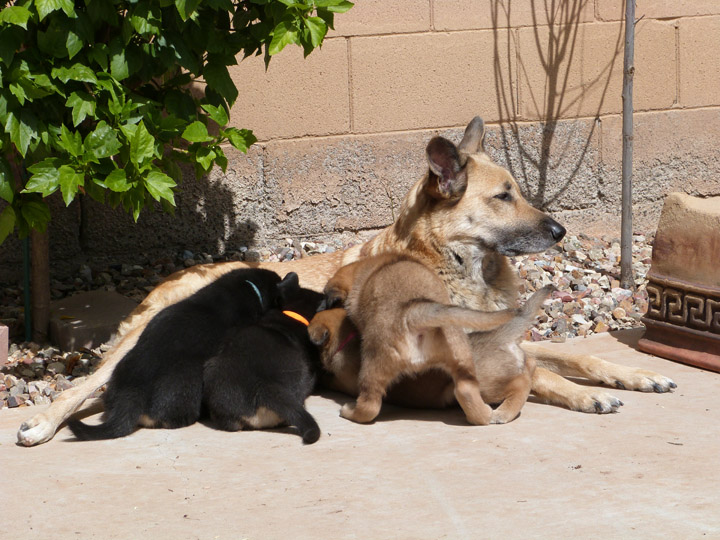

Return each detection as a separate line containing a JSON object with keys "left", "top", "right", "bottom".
{"left": 319, "top": 253, "right": 518, "bottom": 425}
{"left": 309, "top": 286, "right": 552, "bottom": 424}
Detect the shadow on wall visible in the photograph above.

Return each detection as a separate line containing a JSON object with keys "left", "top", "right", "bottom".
{"left": 0, "top": 152, "right": 269, "bottom": 282}
{"left": 490, "top": 0, "right": 623, "bottom": 212}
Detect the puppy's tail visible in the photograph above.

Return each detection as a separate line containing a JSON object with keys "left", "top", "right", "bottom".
{"left": 278, "top": 404, "right": 321, "bottom": 445}
{"left": 476, "top": 285, "right": 555, "bottom": 343}
{"left": 403, "top": 301, "right": 516, "bottom": 333}
{"left": 67, "top": 396, "right": 141, "bottom": 441}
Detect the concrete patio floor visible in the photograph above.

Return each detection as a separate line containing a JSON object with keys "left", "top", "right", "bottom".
{"left": 2, "top": 329, "right": 718, "bottom": 540}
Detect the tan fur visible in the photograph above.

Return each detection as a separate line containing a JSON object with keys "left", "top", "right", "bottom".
{"left": 17, "top": 116, "right": 675, "bottom": 446}
{"left": 309, "top": 286, "right": 551, "bottom": 424}
{"left": 319, "top": 253, "right": 517, "bottom": 424}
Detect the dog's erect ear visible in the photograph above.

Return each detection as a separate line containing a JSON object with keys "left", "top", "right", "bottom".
{"left": 457, "top": 116, "right": 485, "bottom": 154}
{"left": 426, "top": 137, "right": 467, "bottom": 200}
{"left": 277, "top": 272, "right": 300, "bottom": 301}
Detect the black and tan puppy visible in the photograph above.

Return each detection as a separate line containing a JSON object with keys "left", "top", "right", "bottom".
{"left": 68, "top": 269, "right": 295, "bottom": 440}
{"left": 203, "top": 275, "right": 324, "bottom": 444}
{"left": 320, "top": 253, "right": 518, "bottom": 425}
{"left": 309, "top": 286, "right": 551, "bottom": 424}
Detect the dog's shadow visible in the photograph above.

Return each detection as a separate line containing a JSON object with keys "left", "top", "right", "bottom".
{"left": 317, "top": 390, "right": 471, "bottom": 427}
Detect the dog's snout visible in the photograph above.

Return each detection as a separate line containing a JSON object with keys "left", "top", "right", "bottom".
{"left": 545, "top": 219, "right": 566, "bottom": 242}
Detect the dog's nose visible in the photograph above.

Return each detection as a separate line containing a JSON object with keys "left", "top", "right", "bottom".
{"left": 546, "top": 219, "right": 566, "bottom": 242}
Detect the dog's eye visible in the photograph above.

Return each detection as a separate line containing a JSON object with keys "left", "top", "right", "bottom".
{"left": 494, "top": 192, "right": 513, "bottom": 202}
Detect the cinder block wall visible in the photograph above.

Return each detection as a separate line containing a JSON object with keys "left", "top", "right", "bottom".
{"left": 2, "top": 0, "right": 720, "bottom": 279}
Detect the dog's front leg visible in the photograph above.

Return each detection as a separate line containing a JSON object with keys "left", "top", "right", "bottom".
{"left": 530, "top": 366, "right": 624, "bottom": 414}
{"left": 522, "top": 343, "right": 677, "bottom": 393}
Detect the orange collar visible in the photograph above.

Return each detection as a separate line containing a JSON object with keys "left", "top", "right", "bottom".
{"left": 283, "top": 310, "right": 310, "bottom": 326}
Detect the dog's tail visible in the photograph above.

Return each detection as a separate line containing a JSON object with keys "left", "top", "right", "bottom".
{"left": 67, "top": 395, "right": 142, "bottom": 441}
{"left": 403, "top": 300, "right": 517, "bottom": 333}
{"left": 274, "top": 402, "right": 321, "bottom": 445}
{"left": 474, "top": 285, "right": 554, "bottom": 344}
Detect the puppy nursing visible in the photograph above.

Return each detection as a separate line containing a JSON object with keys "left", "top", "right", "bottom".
{"left": 311, "top": 254, "right": 552, "bottom": 425}
{"left": 317, "top": 253, "right": 525, "bottom": 425}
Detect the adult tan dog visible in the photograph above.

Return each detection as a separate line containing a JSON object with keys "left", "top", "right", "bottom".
{"left": 17, "top": 116, "right": 676, "bottom": 446}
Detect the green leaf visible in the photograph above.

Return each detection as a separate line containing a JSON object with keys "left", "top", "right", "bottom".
{"left": 109, "top": 39, "right": 130, "bottom": 81}
{"left": 36, "top": 0, "right": 64, "bottom": 21}
{"left": 130, "top": 4, "right": 161, "bottom": 36}
{"left": 5, "top": 112, "right": 36, "bottom": 157}
{"left": 145, "top": 170, "right": 176, "bottom": 204}
{"left": 0, "top": 205, "right": 15, "bottom": 244}
{"left": 101, "top": 168, "right": 131, "bottom": 192}
{"left": 84, "top": 121, "right": 122, "bottom": 161}
{"left": 204, "top": 63, "right": 238, "bottom": 106}
{"left": 0, "top": 158, "right": 13, "bottom": 203}
{"left": 51, "top": 63, "right": 98, "bottom": 84}
{"left": 122, "top": 121, "right": 156, "bottom": 167}
{"left": 194, "top": 146, "right": 216, "bottom": 171}
{"left": 201, "top": 104, "right": 229, "bottom": 127}
{"left": 222, "top": 127, "right": 257, "bottom": 153}
{"left": 315, "top": 0, "right": 354, "bottom": 13}
{"left": 25, "top": 158, "right": 62, "bottom": 196}
{"left": 0, "top": 26, "right": 22, "bottom": 66}
{"left": 58, "top": 125, "right": 83, "bottom": 157}
{"left": 0, "top": 6, "right": 32, "bottom": 29}
{"left": 269, "top": 19, "right": 299, "bottom": 56}
{"left": 58, "top": 164, "right": 84, "bottom": 205}
{"left": 175, "top": 0, "right": 200, "bottom": 21}
{"left": 67, "top": 91, "right": 96, "bottom": 126}
{"left": 304, "top": 17, "right": 327, "bottom": 48}
{"left": 182, "top": 121, "right": 213, "bottom": 143}
{"left": 20, "top": 200, "right": 51, "bottom": 232}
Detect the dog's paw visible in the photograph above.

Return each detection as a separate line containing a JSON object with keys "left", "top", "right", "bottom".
{"left": 570, "top": 391, "right": 624, "bottom": 414}
{"left": 612, "top": 369, "right": 677, "bottom": 393}
{"left": 17, "top": 413, "right": 56, "bottom": 446}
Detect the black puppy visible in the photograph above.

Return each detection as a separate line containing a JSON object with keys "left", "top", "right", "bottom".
{"left": 203, "top": 274, "right": 324, "bottom": 444}
{"left": 68, "top": 269, "right": 292, "bottom": 440}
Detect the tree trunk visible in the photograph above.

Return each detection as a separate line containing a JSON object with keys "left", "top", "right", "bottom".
{"left": 31, "top": 228, "right": 50, "bottom": 343}
{"left": 620, "top": 0, "right": 636, "bottom": 290}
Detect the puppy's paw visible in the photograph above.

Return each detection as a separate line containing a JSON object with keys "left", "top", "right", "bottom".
{"left": 17, "top": 414, "right": 56, "bottom": 446}
{"left": 340, "top": 401, "right": 378, "bottom": 423}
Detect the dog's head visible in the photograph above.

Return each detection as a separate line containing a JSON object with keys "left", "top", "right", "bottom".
{"left": 420, "top": 117, "right": 565, "bottom": 256}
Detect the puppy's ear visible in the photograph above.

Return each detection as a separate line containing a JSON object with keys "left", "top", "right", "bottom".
{"left": 425, "top": 137, "right": 467, "bottom": 200}
{"left": 457, "top": 116, "right": 485, "bottom": 154}
{"left": 308, "top": 324, "right": 330, "bottom": 346}
{"left": 277, "top": 272, "right": 300, "bottom": 300}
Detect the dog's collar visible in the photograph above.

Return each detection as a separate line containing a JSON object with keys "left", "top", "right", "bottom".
{"left": 335, "top": 331, "right": 358, "bottom": 355}
{"left": 245, "top": 280, "right": 263, "bottom": 306}
{"left": 283, "top": 310, "right": 310, "bottom": 326}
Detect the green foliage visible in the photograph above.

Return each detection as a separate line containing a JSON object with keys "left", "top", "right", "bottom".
{"left": 0, "top": 0, "right": 353, "bottom": 241}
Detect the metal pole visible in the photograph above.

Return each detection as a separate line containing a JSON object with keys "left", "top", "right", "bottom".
{"left": 620, "top": 0, "right": 636, "bottom": 290}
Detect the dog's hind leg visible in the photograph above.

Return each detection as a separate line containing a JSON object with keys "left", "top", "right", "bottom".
{"left": 489, "top": 373, "right": 533, "bottom": 424}
{"left": 522, "top": 343, "right": 677, "bottom": 393}
{"left": 340, "top": 354, "right": 394, "bottom": 423}
{"left": 17, "top": 326, "right": 145, "bottom": 446}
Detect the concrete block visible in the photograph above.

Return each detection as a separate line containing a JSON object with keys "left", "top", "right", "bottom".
{"left": 0, "top": 324, "right": 7, "bottom": 365}
{"left": 333, "top": 0, "right": 430, "bottom": 36}
{"left": 638, "top": 193, "right": 720, "bottom": 371}
{"left": 679, "top": 16, "right": 720, "bottom": 108}
{"left": 434, "top": 0, "right": 593, "bottom": 31}
{"left": 518, "top": 20, "right": 675, "bottom": 120}
{"left": 598, "top": 0, "right": 720, "bottom": 21}
{"left": 227, "top": 38, "right": 349, "bottom": 140}
{"left": 50, "top": 291, "right": 139, "bottom": 352}
{"left": 599, "top": 109, "right": 720, "bottom": 233}
{"left": 350, "top": 30, "right": 515, "bottom": 133}
{"left": 263, "top": 130, "right": 431, "bottom": 237}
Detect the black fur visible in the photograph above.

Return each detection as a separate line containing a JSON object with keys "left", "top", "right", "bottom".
{"left": 67, "top": 269, "right": 287, "bottom": 441}
{"left": 203, "top": 274, "right": 324, "bottom": 444}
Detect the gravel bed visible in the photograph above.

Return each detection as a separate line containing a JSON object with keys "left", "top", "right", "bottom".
{"left": 0, "top": 234, "right": 653, "bottom": 409}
